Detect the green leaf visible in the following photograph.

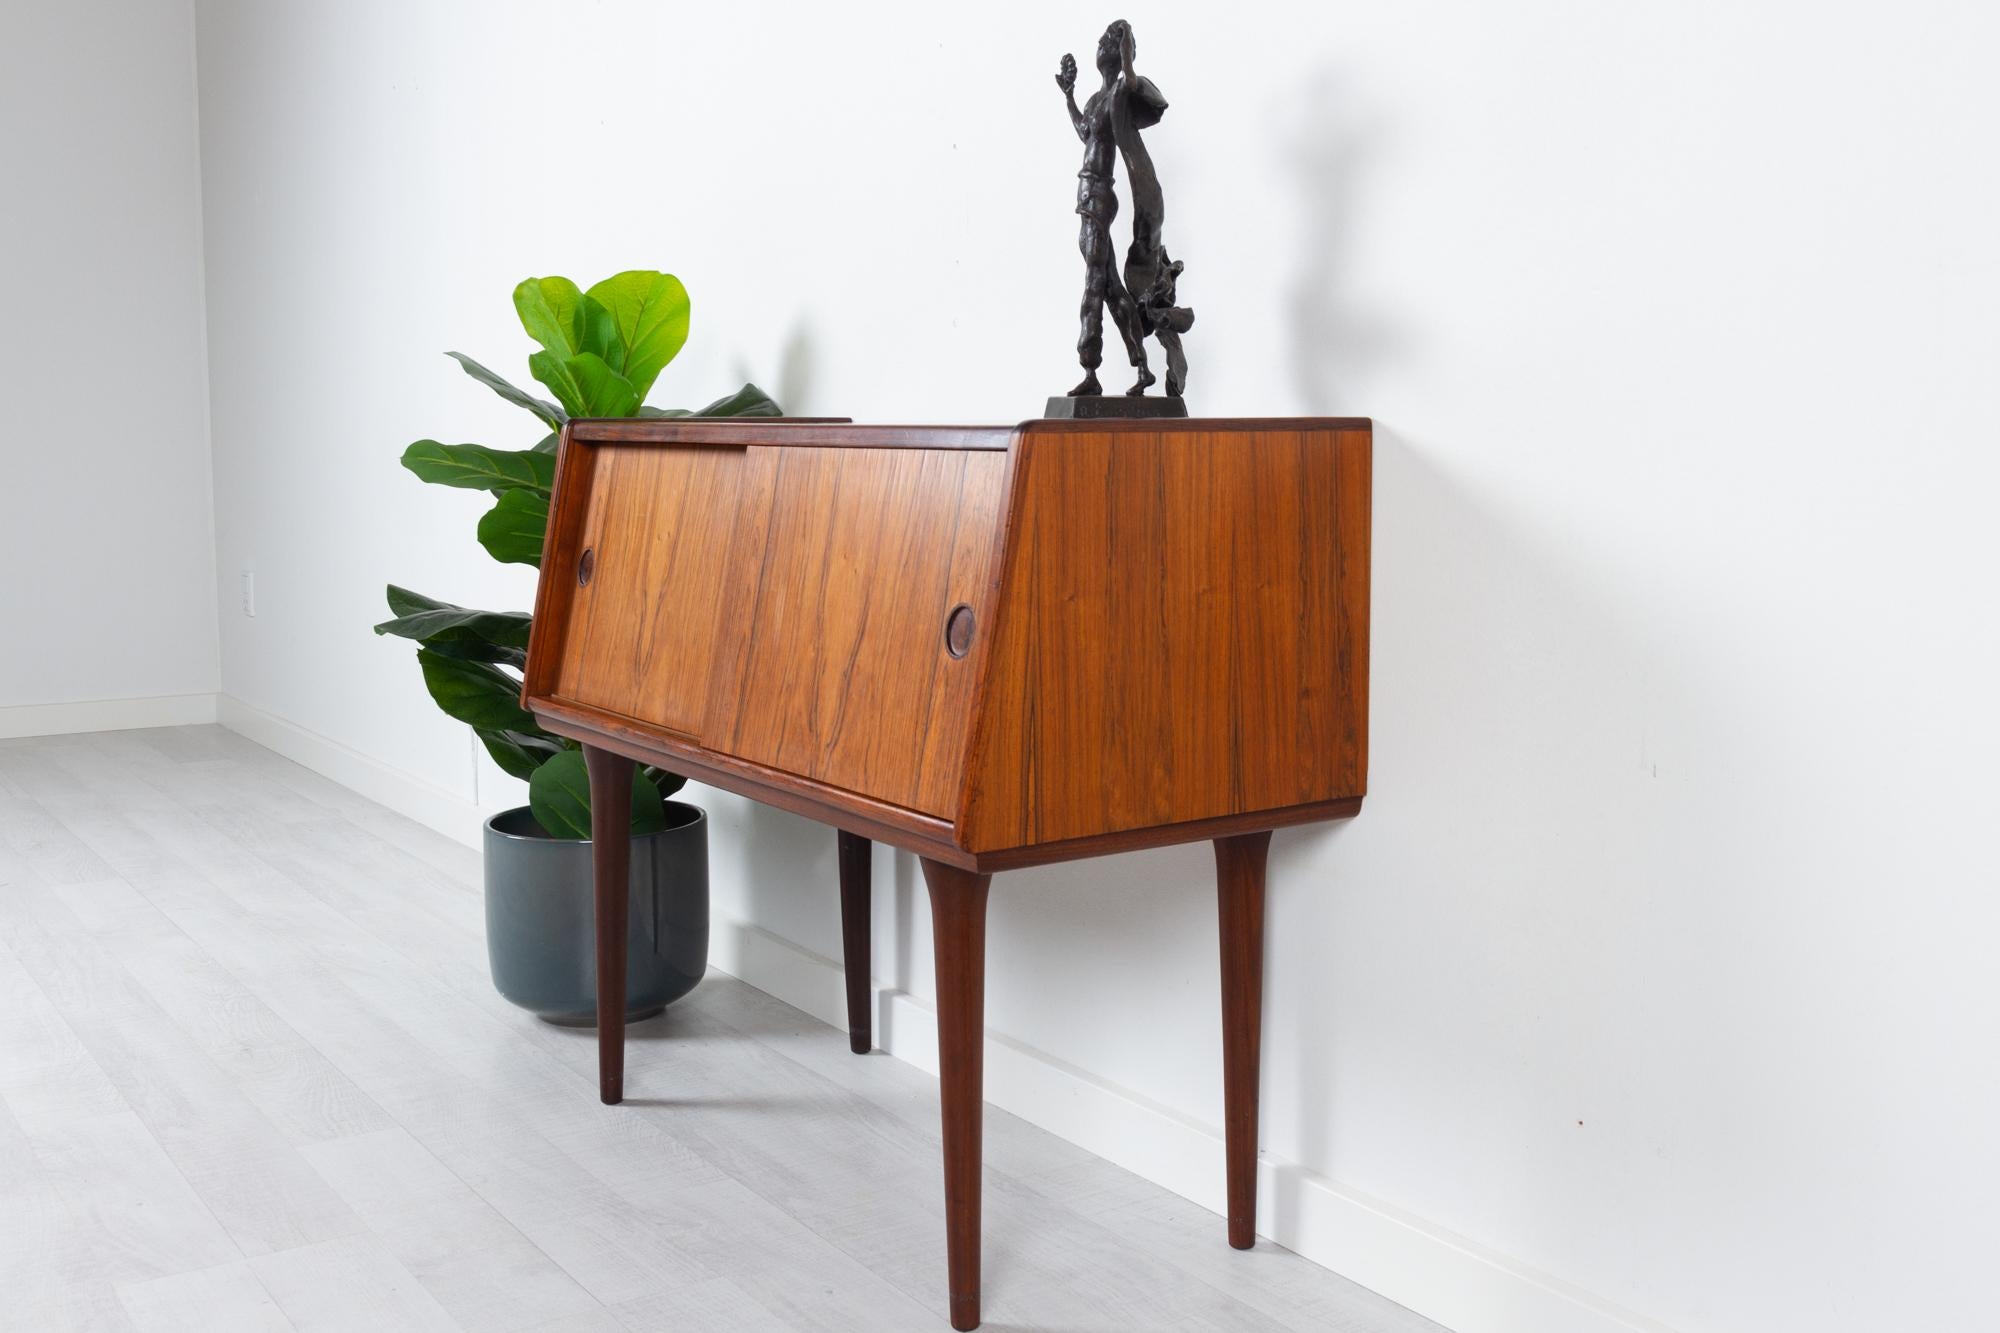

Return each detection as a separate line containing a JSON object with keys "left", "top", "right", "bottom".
{"left": 446, "top": 352, "right": 566, "bottom": 429}
{"left": 641, "top": 764, "right": 688, "bottom": 800}
{"left": 527, "top": 751, "right": 590, "bottom": 838}
{"left": 374, "top": 595, "right": 531, "bottom": 667}
{"left": 417, "top": 649, "right": 535, "bottom": 732}
{"left": 379, "top": 588, "right": 530, "bottom": 645}
{"left": 630, "top": 772, "right": 668, "bottom": 833}
{"left": 384, "top": 586, "right": 528, "bottom": 665}
{"left": 375, "top": 606, "right": 529, "bottom": 645}
{"left": 526, "top": 349, "right": 585, "bottom": 418}
{"left": 516, "top": 278, "right": 629, "bottom": 387}
{"left": 531, "top": 348, "right": 641, "bottom": 419}
{"left": 574, "top": 294, "right": 625, "bottom": 374}
{"left": 567, "top": 353, "right": 641, "bottom": 417}
{"left": 423, "top": 639, "right": 526, "bottom": 669}
{"left": 513, "top": 276, "right": 587, "bottom": 361}
{"left": 476, "top": 728, "right": 564, "bottom": 781}
{"left": 637, "top": 383, "right": 784, "bottom": 419}
{"left": 694, "top": 382, "right": 782, "bottom": 417}
{"left": 476, "top": 487, "right": 550, "bottom": 567}
{"left": 385, "top": 584, "right": 447, "bottom": 617}
{"left": 400, "top": 441, "right": 555, "bottom": 496}
{"left": 530, "top": 431, "right": 559, "bottom": 455}
{"left": 528, "top": 749, "right": 667, "bottom": 840}
{"left": 584, "top": 271, "right": 690, "bottom": 403}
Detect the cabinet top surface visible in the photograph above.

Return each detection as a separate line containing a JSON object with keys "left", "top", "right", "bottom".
{"left": 565, "top": 416, "right": 1373, "bottom": 449}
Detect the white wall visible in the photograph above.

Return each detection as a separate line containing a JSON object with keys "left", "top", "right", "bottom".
{"left": 190, "top": 3, "right": 2000, "bottom": 1332}
{"left": 0, "top": 0, "right": 218, "bottom": 729}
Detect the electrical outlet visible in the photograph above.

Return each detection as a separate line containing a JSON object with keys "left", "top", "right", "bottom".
{"left": 241, "top": 568, "right": 256, "bottom": 617}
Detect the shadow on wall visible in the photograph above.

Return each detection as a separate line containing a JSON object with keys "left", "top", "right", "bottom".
{"left": 1285, "top": 70, "right": 1405, "bottom": 413}
{"left": 723, "top": 315, "right": 818, "bottom": 420}
{"left": 773, "top": 316, "right": 819, "bottom": 419}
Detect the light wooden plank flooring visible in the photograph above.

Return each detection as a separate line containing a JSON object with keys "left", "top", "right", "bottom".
{"left": 0, "top": 726, "right": 1443, "bottom": 1333}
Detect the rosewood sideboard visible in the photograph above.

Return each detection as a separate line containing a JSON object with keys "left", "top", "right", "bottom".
{"left": 521, "top": 416, "right": 1371, "bottom": 1330}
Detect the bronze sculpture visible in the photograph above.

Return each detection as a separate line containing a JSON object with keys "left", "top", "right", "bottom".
{"left": 1051, "top": 20, "right": 1193, "bottom": 416}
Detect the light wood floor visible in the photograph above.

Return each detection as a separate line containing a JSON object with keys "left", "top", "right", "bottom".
{"left": 0, "top": 726, "right": 1442, "bottom": 1333}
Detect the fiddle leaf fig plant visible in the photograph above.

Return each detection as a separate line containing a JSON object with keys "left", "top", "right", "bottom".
{"left": 376, "top": 270, "right": 780, "bottom": 838}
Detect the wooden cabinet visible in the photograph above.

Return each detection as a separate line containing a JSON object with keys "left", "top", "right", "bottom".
{"left": 523, "top": 416, "right": 1371, "bottom": 1329}
{"left": 528, "top": 418, "right": 1369, "bottom": 864}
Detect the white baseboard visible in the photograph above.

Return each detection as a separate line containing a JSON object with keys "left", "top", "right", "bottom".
{"left": 217, "top": 695, "right": 485, "bottom": 848}
{"left": 709, "top": 915, "right": 1678, "bottom": 1333}
{"left": 0, "top": 692, "right": 218, "bottom": 739}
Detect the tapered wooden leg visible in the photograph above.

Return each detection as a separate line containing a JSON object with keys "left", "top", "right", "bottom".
{"left": 838, "top": 831, "right": 873, "bottom": 1054}
{"left": 922, "top": 857, "right": 991, "bottom": 1331}
{"left": 583, "top": 745, "right": 633, "bottom": 1106}
{"left": 1215, "top": 830, "right": 1272, "bottom": 1250}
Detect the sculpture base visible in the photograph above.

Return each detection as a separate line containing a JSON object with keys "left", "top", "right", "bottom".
{"left": 1042, "top": 394, "right": 1190, "bottom": 420}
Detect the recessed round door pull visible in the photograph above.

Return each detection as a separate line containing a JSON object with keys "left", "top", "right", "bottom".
{"left": 578, "top": 547, "right": 595, "bottom": 587}
{"left": 945, "top": 604, "right": 976, "bottom": 658}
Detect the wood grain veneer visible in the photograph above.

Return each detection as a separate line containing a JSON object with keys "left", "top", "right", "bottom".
{"left": 957, "top": 422, "right": 1371, "bottom": 851}
{"left": 555, "top": 442, "right": 747, "bottom": 736}
{"left": 702, "top": 445, "right": 1006, "bottom": 817}
{"left": 527, "top": 417, "right": 1370, "bottom": 856}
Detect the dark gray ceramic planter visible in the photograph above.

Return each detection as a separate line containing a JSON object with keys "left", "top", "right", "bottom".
{"left": 483, "top": 800, "right": 708, "bottom": 1026}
